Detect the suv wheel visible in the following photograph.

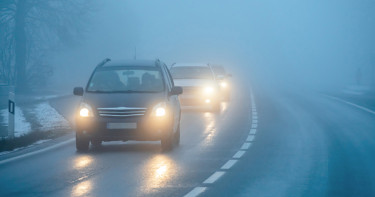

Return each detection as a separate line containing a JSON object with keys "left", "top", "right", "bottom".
{"left": 91, "top": 139, "right": 102, "bottom": 148}
{"left": 161, "top": 132, "right": 173, "bottom": 151}
{"left": 76, "top": 131, "right": 89, "bottom": 151}
{"left": 174, "top": 125, "right": 180, "bottom": 146}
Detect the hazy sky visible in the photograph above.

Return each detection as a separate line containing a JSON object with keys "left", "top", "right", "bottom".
{"left": 51, "top": 0, "right": 375, "bottom": 90}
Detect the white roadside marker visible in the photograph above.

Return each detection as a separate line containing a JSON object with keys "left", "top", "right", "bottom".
{"left": 221, "top": 160, "right": 238, "bottom": 170}
{"left": 246, "top": 135, "right": 255, "bottom": 142}
{"left": 203, "top": 171, "right": 226, "bottom": 184}
{"left": 241, "top": 142, "right": 252, "bottom": 150}
{"left": 249, "top": 128, "right": 256, "bottom": 135}
{"left": 233, "top": 150, "right": 246, "bottom": 159}
{"left": 184, "top": 187, "right": 207, "bottom": 197}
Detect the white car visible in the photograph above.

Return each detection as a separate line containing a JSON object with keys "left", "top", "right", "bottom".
{"left": 169, "top": 63, "right": 220, "bottom": 111}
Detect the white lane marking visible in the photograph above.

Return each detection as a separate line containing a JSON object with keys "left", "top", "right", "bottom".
{"left": 253, "top": 119, "right": 258, "bottom": 124}
{"left": 184, "top": 187, "right": 207, "bottom": 197}
{"left": 241, "top": 142, "right": 252, "bottom": 150}
{"left": 251, "top": 123, "right": 258, "bottom": 129}
{"left": 203, "top": 171, "right": 226, "bottom": 184}
{"left": 327, "top": 95, "right": 375, "bottom": 115}
{"left": 221, "top": 160, "right": 238, "bottom": 170}
{"left": 253, "top": 116, "right": 258, "bottom": 120}
{"left": 249, "top": 128, "right": 256, "bottom": 135}
{"left": 0, "top": 138, "right": 75, "bottom": 165}
{"left": 246, "top": 135, "right": 255, "bottom": 142}
{"left": 233, "top": 150, "right": 246, "bottom": 159}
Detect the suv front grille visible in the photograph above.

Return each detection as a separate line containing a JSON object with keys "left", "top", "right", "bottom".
{"left": 97, "top": 107, "right": 147, "bottom": 117}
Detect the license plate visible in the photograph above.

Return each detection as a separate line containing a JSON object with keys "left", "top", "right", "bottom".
{"left": 107, "top": 123, "right": 137, "bottom": 129}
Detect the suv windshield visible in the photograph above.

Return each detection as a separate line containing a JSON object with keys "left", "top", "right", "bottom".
{"left": 87, "top": 67, "right": 164, "bottom": 93}
{"left": 170, "top": 66, "right": 213, "bottom": 79}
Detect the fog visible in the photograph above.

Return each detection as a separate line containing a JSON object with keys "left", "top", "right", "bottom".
{"left": 50, "top": 0, "right": 375, "bottom": 92}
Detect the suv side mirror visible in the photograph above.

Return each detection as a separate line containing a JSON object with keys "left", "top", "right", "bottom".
{"left": 170, "top": 86, "right": 183, "bottom": 95}
{"left": 73, "top": 87, "right": 84, "bottom": 96}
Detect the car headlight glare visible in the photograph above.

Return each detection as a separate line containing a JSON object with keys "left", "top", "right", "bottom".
{"left": 220, "top": 82, "right": 228, "bottom": 88}
{"left": 79, "top": 103, "right": 94, "bottom": 117}
{"left": 204, "top": 87, "right": 214, "bottom": 94}
{"left": 152, "top": 102, "right": 167, "bottom": 117}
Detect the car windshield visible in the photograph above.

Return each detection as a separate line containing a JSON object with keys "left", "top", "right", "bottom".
{"left": 87, "top": 67, "right": 164, "bottom": 93}
{"left": 170, "top": 66, "right": 213, "bottom": 79}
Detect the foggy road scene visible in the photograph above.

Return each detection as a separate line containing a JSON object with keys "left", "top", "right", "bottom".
{"left": 1, "top": 1, "right": 375, "bottom": 197}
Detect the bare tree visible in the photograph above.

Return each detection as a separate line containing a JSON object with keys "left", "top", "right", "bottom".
{"left": 0, "top": 0, "right": 92, "bottom": 92}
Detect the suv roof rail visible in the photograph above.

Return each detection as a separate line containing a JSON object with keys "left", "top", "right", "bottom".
{"left": 96, "top": 58, "right": 111, "bottom": 68}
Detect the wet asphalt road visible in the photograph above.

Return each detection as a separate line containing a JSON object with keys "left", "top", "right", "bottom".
{"left": 0, "top": 82, "right": 375, "bottom": 197}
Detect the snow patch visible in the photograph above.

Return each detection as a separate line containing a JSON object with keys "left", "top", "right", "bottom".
{"left": 31, "top": 102, "right": 70, "bottom": 131}
{"left": 1, "top": 107, "right": 32, "bottom": 137}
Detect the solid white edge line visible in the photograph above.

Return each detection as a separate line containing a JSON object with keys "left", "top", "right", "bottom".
{"left": 246, "top": 135, "right": 255, "bottom": 142}
{"left": 327, "top": 95, "right": 375, "bottom": 115}
{"left": 233, "top": 150, "right": 246, "bottom": 159}
{"left": 184, "top": 187, "right": 207, "bottom": 197}
{"left": 241, "top": 142, "right": 252, "bottom": 150}
{"left": 249, "top": 129, "right": 256, "bottom": 135}
{"left": 203, "top": 171, "right": 226, "bottom": 184}
{"left": 221, "top": 160, "right": 238, "bottom": 170}
{"left": 0, "top": 138, "right": 75, "bottom": 165}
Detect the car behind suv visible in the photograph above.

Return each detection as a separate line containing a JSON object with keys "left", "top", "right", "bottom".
{"left": 73, "top": 59, "right": 183, "bottom": 151}
{"left": 169, "top": 63, "right": 220, "bottom": 111}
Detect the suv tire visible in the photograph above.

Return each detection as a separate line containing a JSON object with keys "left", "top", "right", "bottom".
{"left": 76, "top": 131, "right": 89, "bottom": 151}
{"left": 161, "top": 132, "right": 173, "bottom": 152}
{"left": 174, "top": 125, "right": 180, "bottom": 146}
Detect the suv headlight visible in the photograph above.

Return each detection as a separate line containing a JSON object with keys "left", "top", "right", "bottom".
{"left": 204, "top": 86, "right": 214, "bottom": 94}
{"left": 220, "top": 81, "right": 228, "bottom": 88}
{"left": 151, "top": 102, "right": 167, "bottom": 117}
{"left": 79, "top": 103, "right": 94, "bottom": 117}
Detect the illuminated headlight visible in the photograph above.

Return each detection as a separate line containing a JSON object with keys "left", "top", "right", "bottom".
{"left": 205, "top": 99, "right": 211, "bottom": 103}
{"left": 204, "top": 87, "right": 214, "bottom": 94}
{"left": 79, "top": 103, "right": 94, "bottom": 117}
{"left": 152, "top": 102, "right": 167, "bottom": 117}
{"left": 220, "top": 81, "right": 228, "bottom": 88}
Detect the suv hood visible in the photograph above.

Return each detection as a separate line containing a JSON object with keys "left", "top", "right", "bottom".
{"left": 174, "top": 79, "right": 216, "bottom": 87}
{"left": 82, "top": 92, "right": 165, "bottom": 109}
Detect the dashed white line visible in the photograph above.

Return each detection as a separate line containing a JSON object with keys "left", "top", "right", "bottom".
{"left": 253, "top": 119, "right": 258, "bottom": 124}
{"left": 251, "top": 123, "right": 258, "bottom": 129}
{"left": 241, "top": 142, "right": 252, "bottom": 150}
{"left": 221, "top": 160, "right": 238, "bottom": 170}
{"left": 253, "top": 115, "right": 258, "bottom": 120}
{"left": 203, "top": 171, "right": 226, "bottom": 184}
{"left": 246, "top": 135, "right": 255, "bottom": 142}
{"left": 233, "top": 150, "right": 246, "bottom": 159}
{"left": 184, "top": 187, "right": 207, "bottom": 197}
{"left": 249, "top": 128, "right": 256, "bottom": 135}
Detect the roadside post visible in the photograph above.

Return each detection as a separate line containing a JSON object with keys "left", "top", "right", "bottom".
{"left": 8, "top": 90, "right": 15, "bottom": 138}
